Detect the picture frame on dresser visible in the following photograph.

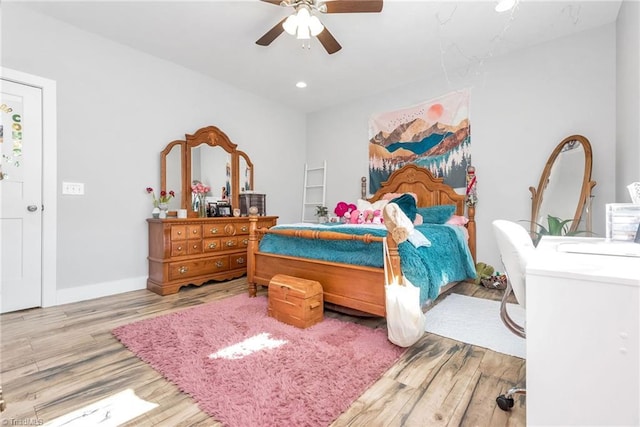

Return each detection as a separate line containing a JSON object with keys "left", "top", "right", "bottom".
{"left": 216, "top": 202, "right": 232, "bottom": 217}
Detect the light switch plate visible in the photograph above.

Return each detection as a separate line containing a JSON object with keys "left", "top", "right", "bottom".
{"left": 62, "top": 182, "right": 84, "bottom": 195}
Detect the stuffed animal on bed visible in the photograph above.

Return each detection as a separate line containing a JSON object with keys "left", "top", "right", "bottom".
{"left": 363, "top": 209, "right": 383, "bottom": 224}
{"left": 346, "top": 209, "right": 365, "bottom": 224}
{"left": 334, "top": 201, "right": 357, "bottom": 222}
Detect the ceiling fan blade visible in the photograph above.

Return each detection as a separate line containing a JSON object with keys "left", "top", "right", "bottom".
{"left": 260, "top": 0, "right": 284, "bottom": 5}
{"left": 316, "top": 27, "right": 342, "bottom": 54}
{"left": 256, "top": 17, "right": 287, "bottom": 46}
{"left": 322, "top": 0, "right": 383, "bottom": 13}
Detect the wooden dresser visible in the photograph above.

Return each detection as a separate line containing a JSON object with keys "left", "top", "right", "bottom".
{"left": 147, "top": 216, "right": 277, "bottom": 295}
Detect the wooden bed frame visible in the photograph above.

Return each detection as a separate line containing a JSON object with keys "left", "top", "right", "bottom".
{"left": 246, "top": 164, "right": 477, "bottom": 317}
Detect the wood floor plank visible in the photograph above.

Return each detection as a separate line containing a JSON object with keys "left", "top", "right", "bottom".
{"left": 1, "top": 278, "right": 526, "bottom": 426}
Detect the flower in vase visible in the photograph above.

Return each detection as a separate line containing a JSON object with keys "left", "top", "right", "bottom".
{"left": 191, "top": 182, "right": 210, "bottom": 195}
{"left": 146, "top": 187, "right": 175, "bottom": 207}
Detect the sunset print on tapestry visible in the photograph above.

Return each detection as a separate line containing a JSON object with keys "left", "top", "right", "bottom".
{"left": 368, "top": 90, "right": 470, "bottom": 193}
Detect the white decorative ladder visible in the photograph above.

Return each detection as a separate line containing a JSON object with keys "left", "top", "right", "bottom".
{"left": 301, "top": 161, "right": 327, "bottom": 223}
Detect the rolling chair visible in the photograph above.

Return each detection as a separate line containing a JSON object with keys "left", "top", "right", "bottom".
{"left": 492, "top": 220, "right": 535, "bottom": 411}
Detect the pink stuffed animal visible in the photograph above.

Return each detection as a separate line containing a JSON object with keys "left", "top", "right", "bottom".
{"left": 348, "top": 209, "right": 365, "bottom": 224}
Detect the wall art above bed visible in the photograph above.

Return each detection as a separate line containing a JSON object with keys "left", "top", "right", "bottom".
{"left": 368, "top": 89, "right": 471, "bottom": 193}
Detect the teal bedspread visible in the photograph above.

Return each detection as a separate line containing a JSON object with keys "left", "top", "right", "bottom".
{"left": 258, "top": 224, "right": 476, "bottom": 304}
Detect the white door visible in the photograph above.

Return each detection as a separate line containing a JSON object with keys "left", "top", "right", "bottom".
{"left": 0, "top": 79, "right": 43, "bottom": 313}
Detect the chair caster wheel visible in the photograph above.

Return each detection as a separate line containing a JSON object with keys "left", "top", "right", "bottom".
{"left": 496, "top": 394, "right": 514, "bottom": 411}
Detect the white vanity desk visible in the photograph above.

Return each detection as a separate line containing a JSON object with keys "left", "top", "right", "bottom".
{"left": 526, "top": 236, "right": 640, "bottom": 426}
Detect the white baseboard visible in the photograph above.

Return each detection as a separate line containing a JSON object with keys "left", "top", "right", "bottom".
{"left": 55, "top": 276, "right": 147, "bottom": 306}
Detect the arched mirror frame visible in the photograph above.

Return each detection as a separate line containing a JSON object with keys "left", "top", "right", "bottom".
{"left": 160, "top": 139, "right": 186, "bottom": 211}
{"left": 160, "top": 125, "right": 254, "bottom": 217}
{"left": 237, "top": 150, "right": 254, "bottom": 194}
{"left": 529, "top": 134, "right": 596, "bottom": 234}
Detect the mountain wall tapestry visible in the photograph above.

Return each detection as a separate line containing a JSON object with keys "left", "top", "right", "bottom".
{"left": 368, "top": 90, "right": 470, "bottom": 193}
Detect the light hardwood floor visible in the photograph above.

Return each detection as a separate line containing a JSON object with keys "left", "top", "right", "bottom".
{"left": 0, "top": 279, "right": 525, "bottom": 426}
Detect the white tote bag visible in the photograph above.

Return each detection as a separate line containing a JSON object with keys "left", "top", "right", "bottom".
{"left": 383, "top": 238, "right": 426, "bottom": 347}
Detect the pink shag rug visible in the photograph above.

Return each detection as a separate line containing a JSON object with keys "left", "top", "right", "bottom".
{"left": 112, "top": 293, "right": 404, "bottom": 427}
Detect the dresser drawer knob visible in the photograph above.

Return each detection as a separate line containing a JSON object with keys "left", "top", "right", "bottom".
{"left": 215, "top": 260, "right": 224, "bottom": 268}
{"left": 242, "top": 239, "right": 248, "bottom": 245}
{"left": 241, "top": 226, "right": 248, "bottom": 232}
{"left": 177, "top": 231, "right": 182, "bottom": 235}
{"left": 193, "top": 244, "right": 198, "bottom": 249}
{"left": 178, "top": 266, "right": 188, "bottom": 274}
{"left": 208, "top": 242, "right": 217, "bottom": 249}
{"left": 236, "top": 257, "right": 245, "bottom": 265}
{"left": 177, "top": 246, "right": 183, "bottom": 251}
{"left": 209, "top": 227, "right": 218, "bottom": 234}
{"left": 193, "top": 229, "right": 198, "bottom": 234}
{"left": 226, "top": 241, "right": 235, "bottom": 247}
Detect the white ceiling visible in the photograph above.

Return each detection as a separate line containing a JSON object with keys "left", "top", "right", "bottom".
{"left": 21, "top": 0, "right": 622, "bottom": 113}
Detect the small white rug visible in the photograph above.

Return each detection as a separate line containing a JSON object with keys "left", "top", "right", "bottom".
{"left": 425, "top": 293, "right": 526, "bottom": 359}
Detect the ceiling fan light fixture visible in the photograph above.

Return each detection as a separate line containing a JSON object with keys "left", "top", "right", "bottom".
{"left": 296, "top": 23, "right": 311, "bottom": 40}
{"left": 309, "top": 16, "right": 324, "bottom": 36}
{"left": 283, "top": 14, "right": 298, "bottom": 35}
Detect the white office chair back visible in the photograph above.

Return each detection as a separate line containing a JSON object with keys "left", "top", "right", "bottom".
{"left": 492, "top": 220, "right": 535, "bottom": 309}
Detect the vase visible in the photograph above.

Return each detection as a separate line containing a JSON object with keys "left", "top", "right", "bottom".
{"left": 158, "top": 203, "right": 168, "bottom": 219}
{"left": 197, "top": 194, "right": 207, "bottom": 218}
{"left": 152, "top": 206, "right": 160, "bottom": 219}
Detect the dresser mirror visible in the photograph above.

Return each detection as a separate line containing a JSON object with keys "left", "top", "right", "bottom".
{"left": 160, "top": 140, "right": 185, "bottom": 211}
{"left": 159, "top": 125, "right": 254, "bottom": 216}
{"left": 238, "top": 151, "right": 254, "bottom": 193}
{"left": 529, "top": 134, "right": 596, "bottom": 234}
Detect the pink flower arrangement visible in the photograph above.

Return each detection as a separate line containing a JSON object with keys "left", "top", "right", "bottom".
{"left": 146, "top": 187, "right": 175, "bottom": 207}
{"left": 191, "top": 182, "right": 210, "bottom": 195}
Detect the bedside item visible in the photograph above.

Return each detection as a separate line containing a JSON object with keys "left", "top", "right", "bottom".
{"left": 177, "top": 209, "right": 188, "bottom": 219}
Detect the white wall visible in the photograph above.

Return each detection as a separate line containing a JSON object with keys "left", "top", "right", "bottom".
{"left": 307, "top": 25, "right": 617, "bottom": 270}
{"left": 616, "top": 0, "right": 640, "bottom": 201}
{"left": 2, "top": 5, "right": 306, "bottom": 303}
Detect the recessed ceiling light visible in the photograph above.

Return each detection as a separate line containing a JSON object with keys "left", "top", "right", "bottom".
{"left": 296, "top": 81, "right": 307, "bottom": 88}
{"left": 495, "top": 0, "right": 516, "bottom": 12}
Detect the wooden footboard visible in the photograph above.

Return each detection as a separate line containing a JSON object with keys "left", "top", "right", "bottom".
{"left": 247, "top": 218, "right": 399, "bottom": 317}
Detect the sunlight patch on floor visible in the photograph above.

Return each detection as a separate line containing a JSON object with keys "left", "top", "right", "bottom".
{"left": 209, "top": 332, "right": 287, "bottom": 360}
{"left": 43, "top": 388, "right": 158, "bottom": 427}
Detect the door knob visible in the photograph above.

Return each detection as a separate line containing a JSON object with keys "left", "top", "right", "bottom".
{"left": 27, "top": 205, "right": 38, "bottom": 212}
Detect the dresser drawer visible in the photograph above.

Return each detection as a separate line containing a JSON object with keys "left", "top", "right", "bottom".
{"left": 230, "top": 253, "right": 247, "bottom": 268}
{"left": 221, "top": 237, "right": 239, "bottom": 250}
{"left": 203, "top": 238, "right": 221, "bottom": 252}
{"left": 171, "top": 224, "right": 202, "bottom": 240}
{"left": 171, "top": 240, "right": 203, "bottom": 257}
{"left": 168, "top": 256, "right": 229, "bottom": 281}
{"left": 204, "top": 224, "right": 223, "bottom": 236}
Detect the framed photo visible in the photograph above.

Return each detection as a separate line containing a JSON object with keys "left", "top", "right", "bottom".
{"left": 207, "top": 202, "right": 218, "bottom": 217}
{"left": 216, "top": 202, "right": 232, "bottom": 217}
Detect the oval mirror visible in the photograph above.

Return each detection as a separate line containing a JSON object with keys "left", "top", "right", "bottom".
{"left": 160, "top": 140, "right": 185, "bottom": 211}
{"left": 529, "top": 135, "right": 596, "bottom": 235}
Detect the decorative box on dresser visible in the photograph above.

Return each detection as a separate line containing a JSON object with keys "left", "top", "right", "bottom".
{"left": 147, "top": 216, "right": 278, "bottom": 295}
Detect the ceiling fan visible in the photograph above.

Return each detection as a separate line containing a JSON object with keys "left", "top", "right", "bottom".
{"left": 256, "top": 0, "right": 383, "bottom": 55}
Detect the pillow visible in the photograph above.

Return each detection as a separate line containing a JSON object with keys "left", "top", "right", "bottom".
{"left": 446, "top": 215, "right": 469, "bottom": 226}
{"left": 390, "top": 193, "right": 418, "bottom": 223}
{"left": 356, "top": 198, "right": 388, "bottom": 212}
{"left": 382, "top": 192, "right": 418, "bottom": 202}
{"left": 416, "top": 204, "right": 456, "bottom": 224}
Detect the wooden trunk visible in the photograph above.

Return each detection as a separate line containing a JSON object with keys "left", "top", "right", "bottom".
{"left": 268, "top": 274, "right": 323, "bottom": 329}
